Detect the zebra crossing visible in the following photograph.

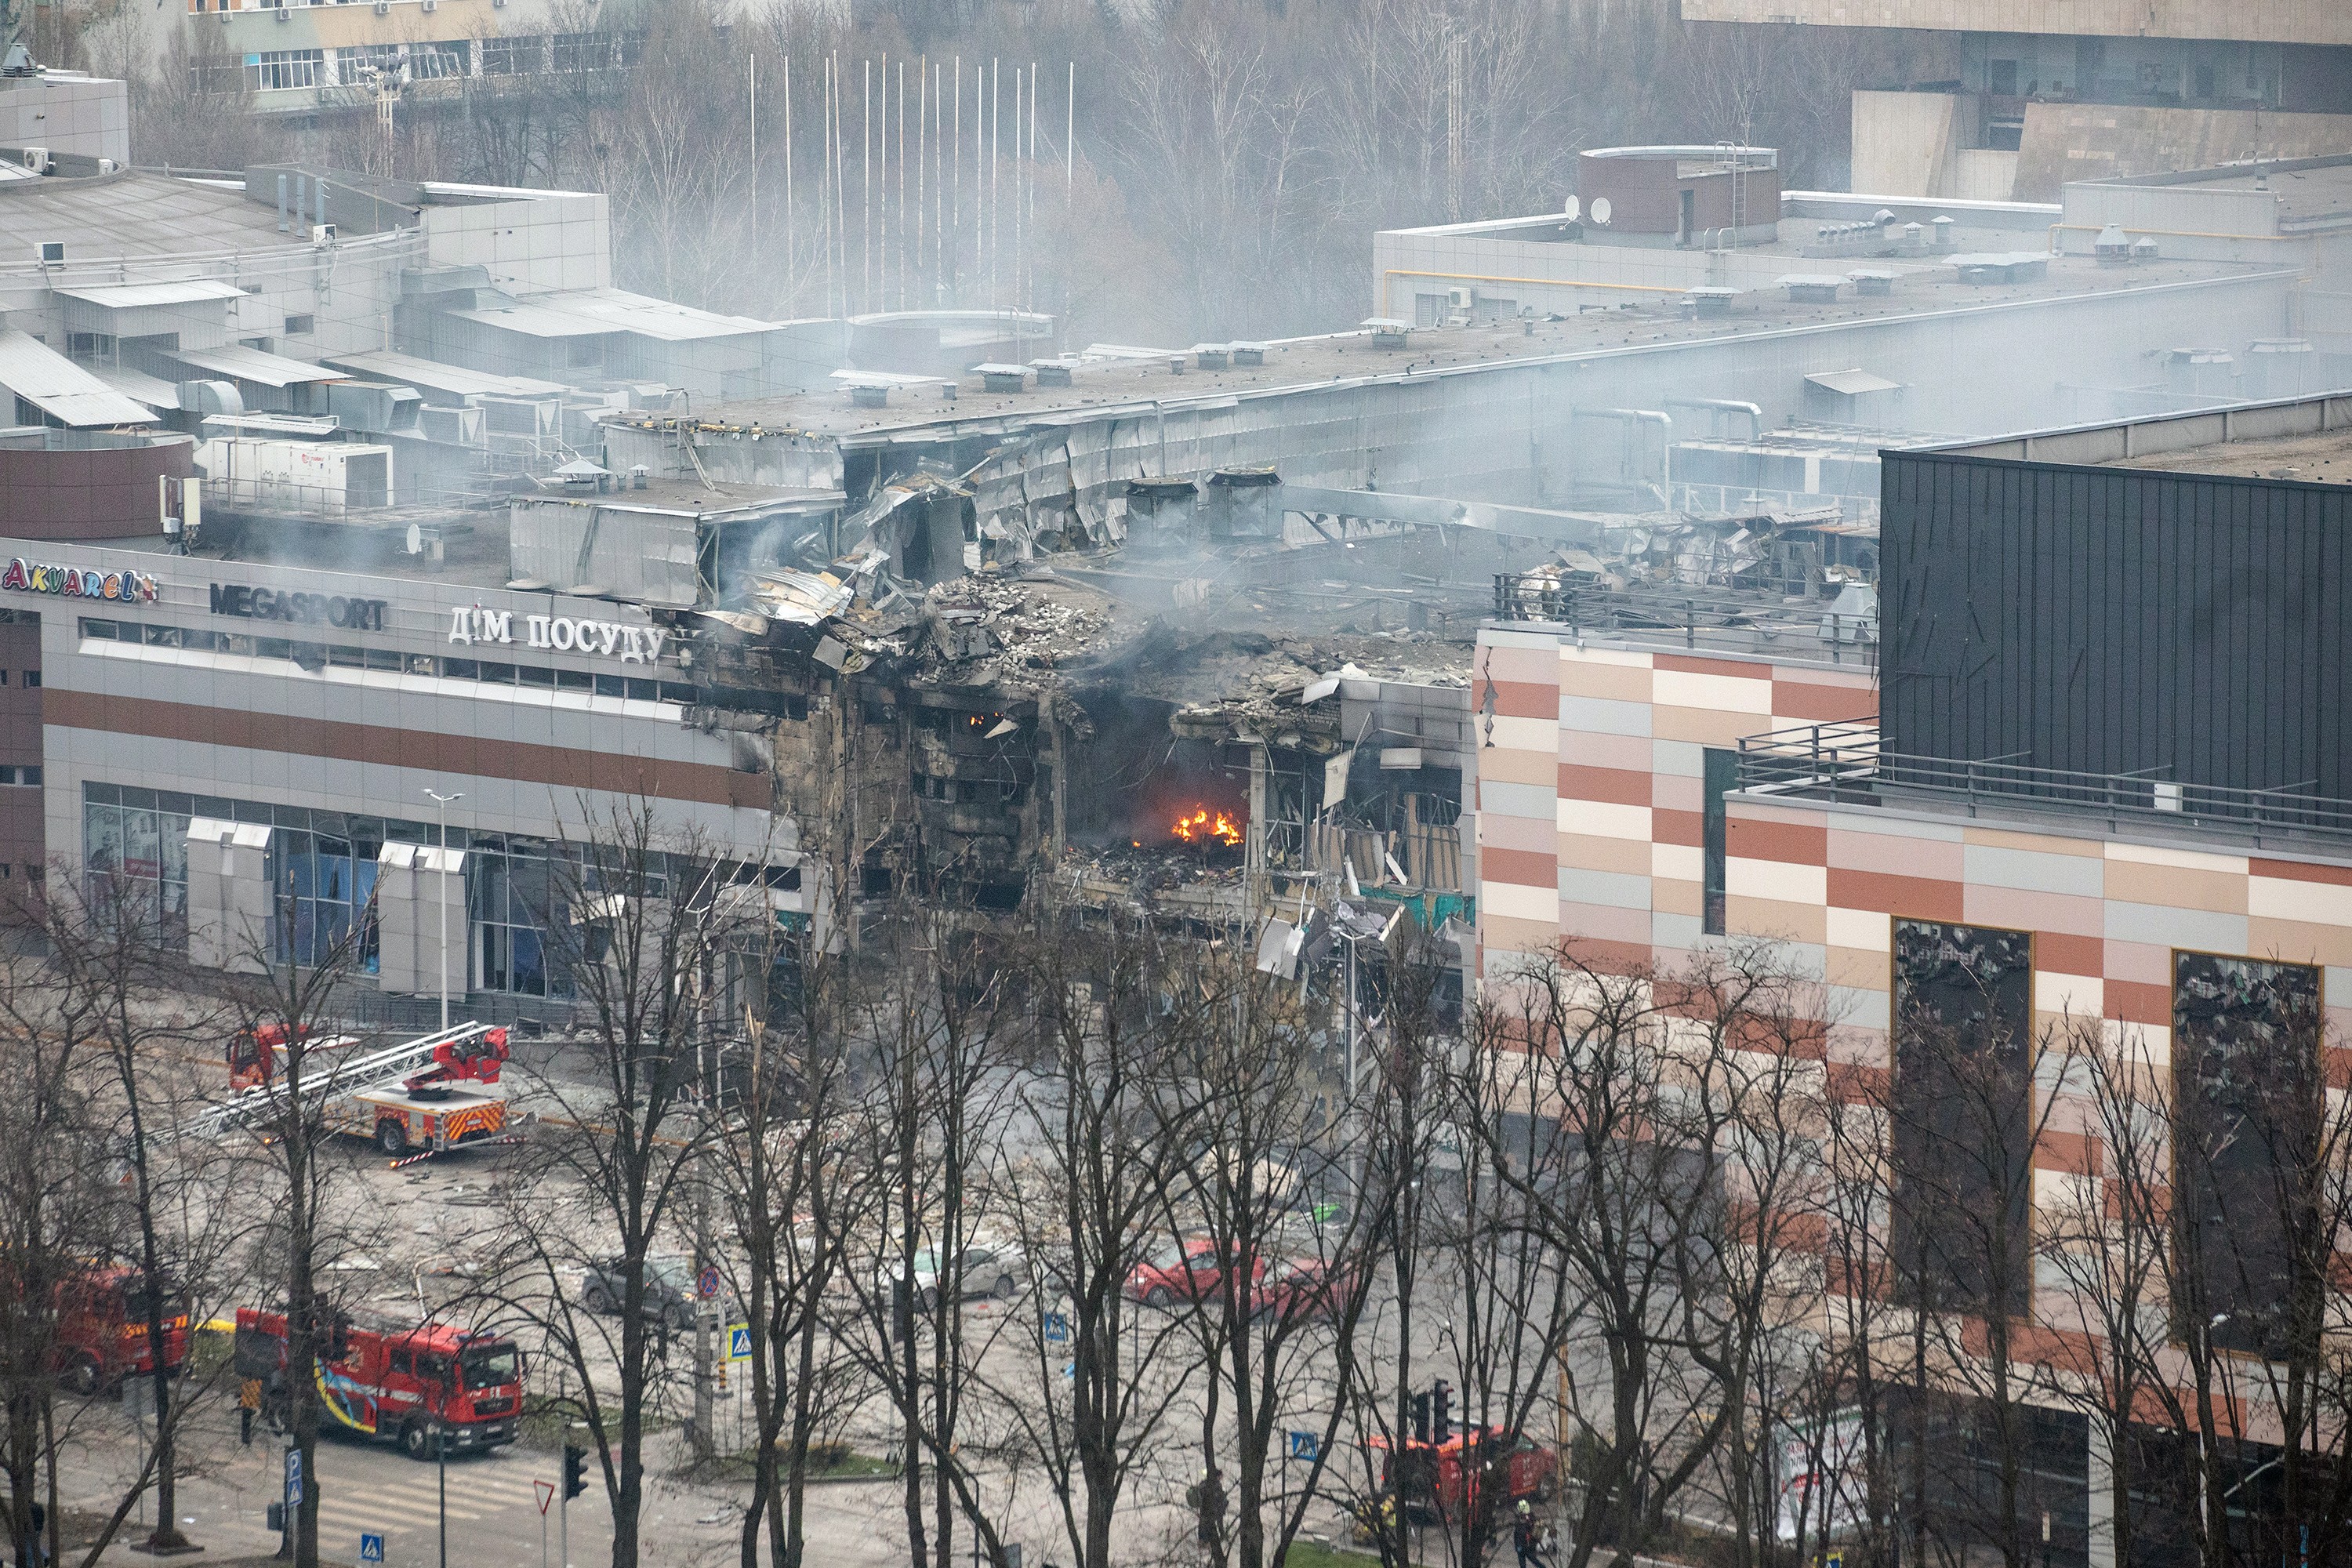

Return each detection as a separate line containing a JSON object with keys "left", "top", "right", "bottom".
{"left": 310, "top": 1453, "right": 552, "bottom": 1538}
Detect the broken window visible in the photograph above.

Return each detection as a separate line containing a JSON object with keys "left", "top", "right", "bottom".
{"left": 1702, "top": 747, "right": 1735, "bottom": 935}
{"left": 1889, "top": 920, "right": 2035, "bottom": 1317}
{"left": 2172, "top": 952, "right": 2322, "bottom": 1358}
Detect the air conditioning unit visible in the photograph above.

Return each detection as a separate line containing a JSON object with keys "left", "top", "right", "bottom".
{"left": 421, "top": 0, "right": 436, "bottom": 11}
{"left": 20, "top": 147, "right": 50, "bottom": 174}
{"left": 1444, "top": 285, "right": 1475, "bottom": 313}
{"left": 372, "top": 2, "right": 388, "bottom": 12}
{"left": 96, "top": 158, "right": 118, "bottom": 174}
{"left": 310, "top": 223, "right": 336, "bottom": 245}
{"left": 274, "top": 4, "right": 290, "bottom": 17}
{"left": 34, "top": 241, "right": 63, "bottom": 263}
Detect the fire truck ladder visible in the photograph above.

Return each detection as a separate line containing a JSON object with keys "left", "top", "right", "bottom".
{"left": 187, "top": 1021, "right": 503, "bottom": 1138}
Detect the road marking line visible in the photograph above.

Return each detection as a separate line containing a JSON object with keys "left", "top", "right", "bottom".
{"left": 321, "top": 1492, "right": 491, "bottom": 1523}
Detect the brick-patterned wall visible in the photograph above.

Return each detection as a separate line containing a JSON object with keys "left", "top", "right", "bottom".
{"left": 1473, "top": 628, "right": 1876, "bottom": 982}
{"left": 1728, "top": 796, "right": 2352, "bottom": 1065}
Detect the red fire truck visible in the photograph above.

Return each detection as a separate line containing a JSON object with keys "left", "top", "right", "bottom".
{"left": 1370, "top": 1425, "right": 1559, "bottom": 1524}
{"left": 57, "top": 1265, "right": 189, "bottom": 1396}
{"left": 232, "top": 1307, "right": 524, "bottom": 1458}
{"left": 207, "top": 1022, "right": 511, "bottom": 1157}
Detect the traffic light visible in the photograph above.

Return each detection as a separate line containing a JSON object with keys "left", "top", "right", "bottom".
{"left": 1432, "top": 1380, "right": 1454, "bottom": 1443}
{"left": 562, "top": 1444, "right": 590, "bottom": 1501}
{"left": 1410, "top": 1392, "right": 1431, "bottom": 1443}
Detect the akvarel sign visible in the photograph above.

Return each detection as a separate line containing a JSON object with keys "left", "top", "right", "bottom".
{"left": 448, "top": 605, "right": 670, "bottom": 664}
{"left": 2, "top": 557, "right": 159, "bottom": 604}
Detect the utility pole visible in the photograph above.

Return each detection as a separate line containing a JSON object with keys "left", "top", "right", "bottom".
{"left": 691, "top": 956, "right": 715, "bottom": 1461}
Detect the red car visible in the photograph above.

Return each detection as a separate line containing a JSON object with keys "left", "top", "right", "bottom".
{"left": 1252, "top": 1257, "right": 1362, "bottom": 1323}
{"left": 1126, "top": 1240, "right": 1263, "bottom": 1308}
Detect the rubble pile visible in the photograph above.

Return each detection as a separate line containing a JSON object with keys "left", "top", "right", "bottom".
{"left": 916, "top": 572, "right": 1122, "bottom": 681}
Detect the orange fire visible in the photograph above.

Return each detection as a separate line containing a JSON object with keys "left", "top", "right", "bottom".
{"left": 1171, "top": 806, "right": 1243, "bottom": 847}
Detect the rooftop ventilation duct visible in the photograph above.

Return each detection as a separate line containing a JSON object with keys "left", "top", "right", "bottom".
{"left": 2094, "top": 223, "right": 2132, "bottom": 265}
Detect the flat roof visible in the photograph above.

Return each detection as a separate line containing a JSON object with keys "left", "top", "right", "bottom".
{"left": 2087, "top": 155, "right": 2352, "bottom": 230}
{"left": 0, "top": 172, "right": 287, "bottom": 260}
{"left": 1922, "top": 390, "right": 2352, "bottom": 479}
{"left": 2104, "top": 425, "right": 2352, "bottom": 484}
{"left": 652, "top": 251, "right": 2276, "bottom": 443}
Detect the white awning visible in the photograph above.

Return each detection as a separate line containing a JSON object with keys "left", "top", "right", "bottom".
{"left": 168, "top": 344, "right": 347, "bottom": 389}
{"left": 0, "top": 328, "right": 159, "bottom": 426}
{"left": 53, "top": 278, "right": 247, "bottom": 310}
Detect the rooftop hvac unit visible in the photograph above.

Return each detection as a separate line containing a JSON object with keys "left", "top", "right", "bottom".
{"left": 416, "top": 403, "right": 485, "bottom": 445}
{"left": 1445, "top": 285, "right": 1475, "bottom": 312}
{"left": 34, "top": 240, "right": 61, "bottom": 263}
{"left": 310, "top": 223, "right": 336, "bottom": 245}
{"left": 96, "top": 158, "right": 118, "bottom": 174}
{"left": 422, "top": 0, "right": 436, "bottom": 11}
{"left": 274, "top": 4, "right": 290, "bottom": 18}
{"left": 373, "top": 1, "right": 387, "bottom": 11}
{"left": 20, "top": 147, "right": 49, "bottom": 174}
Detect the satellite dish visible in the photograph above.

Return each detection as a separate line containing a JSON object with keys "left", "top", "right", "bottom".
{"left": 405, "top": 522, "right": 423, "bottom": 556}
{"left": 1564, "top": 194, "right": 1581, "bottom": 223}
{"left": 1590, "top": 197, "right": 1613, "bottom": 227}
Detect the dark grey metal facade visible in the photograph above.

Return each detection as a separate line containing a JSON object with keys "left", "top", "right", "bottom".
{"left": 1881, "top": 449, "right": 2352, "bottom": 800}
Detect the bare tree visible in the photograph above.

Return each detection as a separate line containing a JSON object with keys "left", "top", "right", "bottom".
{"left": 713, "top": 911, "right": 868, "bottom": 1568}
{"left": 493, "top": 801, "right": 759, "bottom": 1568}
{"left": 979, "top": 902, "right": 1207, "bottom": 1568}
{"left": 39, "top": 877, "right": 248, "bottom": 1563}
{"left": 212, "top": 881, "right": 382, "bottom": 1568}
{"left": 832, "top": 901, "right": 1020, "bottom": 1568}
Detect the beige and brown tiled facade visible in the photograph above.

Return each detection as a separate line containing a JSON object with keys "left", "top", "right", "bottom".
{"left": 1474, "top": 623, "right": 2352, "bottom": 1051}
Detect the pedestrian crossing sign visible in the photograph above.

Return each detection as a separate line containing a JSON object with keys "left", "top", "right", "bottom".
{"left": 728, "top": 1324, "right": 753, "bottom": 1363}
{"left": 359, "top": 1532, "right": 385, "bottom": 1563}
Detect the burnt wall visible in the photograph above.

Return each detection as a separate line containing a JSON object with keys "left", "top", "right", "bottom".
{"left": 1882, "top": 449, "right": 2351, "bottom": 797}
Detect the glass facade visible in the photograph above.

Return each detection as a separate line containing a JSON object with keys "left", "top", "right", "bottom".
{"left": 82, "top": 783, "right": 191, "bottom": 918}
{"left": 82, "top": 797, "right": 791, "bottom": 997}
{"left": 468, "top": 834, "right": 567, "bottom": 998}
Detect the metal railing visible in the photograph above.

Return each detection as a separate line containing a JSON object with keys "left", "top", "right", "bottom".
{"left": 1735, "top": 721, "right": 2352, "bottom": 848}
{"left": 1489, "top": 574, "right": 1878, "bottom": 666}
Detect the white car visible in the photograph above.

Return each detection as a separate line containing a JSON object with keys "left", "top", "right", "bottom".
{"left": 878, "top": 1242, "right": 1027, "bottom": 1308}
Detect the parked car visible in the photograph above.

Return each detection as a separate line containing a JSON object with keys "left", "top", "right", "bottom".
{"left": 579, "top": 1254, "right": 702, "bottom": 1330}
{"left": 1251, "top": 1256, "right": 1360, "bottom": 1323}
{"left": 879, "top": 1242, "right": 1027, "bottom": 1309}
{"left": 1125, "top": 1239, "right": 1263, "bottom": 1308}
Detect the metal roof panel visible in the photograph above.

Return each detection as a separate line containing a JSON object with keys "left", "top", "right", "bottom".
{"left": 52, "top": 278, "right": 248, "bottom": 310}
{"left": 168, "top": 344, "right": 347, "bottom": 388}
{"left": 0, "top": 328, "right": 161, "bottom": 426}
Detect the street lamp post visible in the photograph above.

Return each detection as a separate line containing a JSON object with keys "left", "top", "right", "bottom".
{"left": 423, "top": 789, "right": 463, "bottom": 1029}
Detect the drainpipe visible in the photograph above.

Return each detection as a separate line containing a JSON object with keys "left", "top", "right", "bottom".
{"left": 1663, "top": 396, "right": 1764, "bottom": 442}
